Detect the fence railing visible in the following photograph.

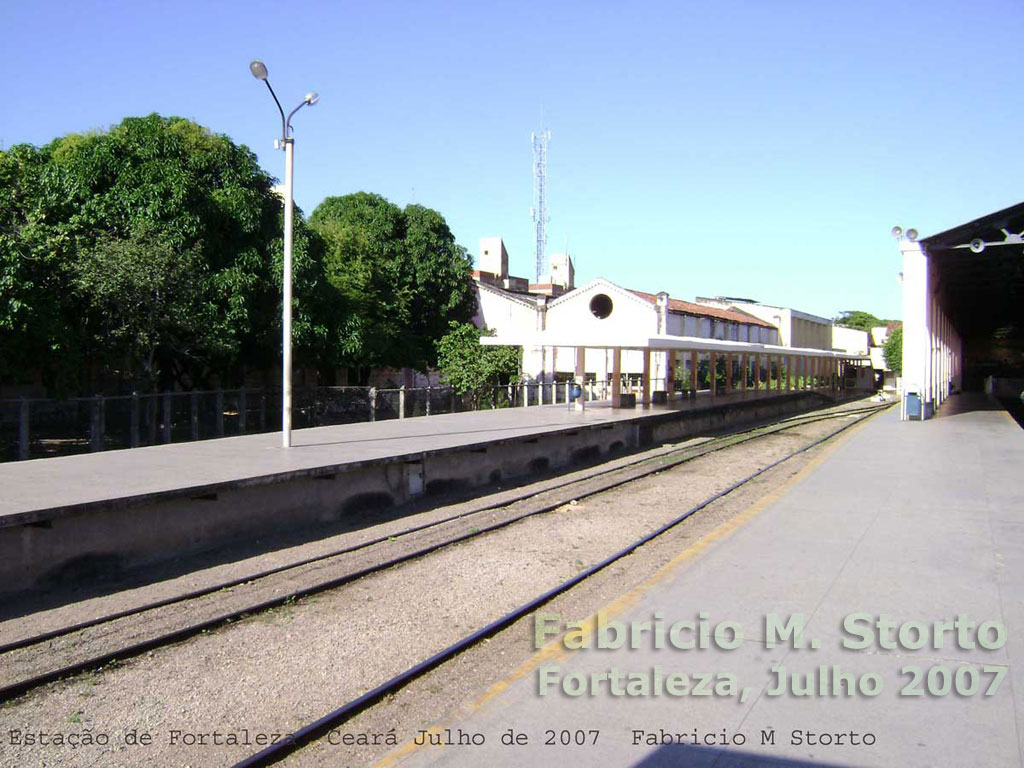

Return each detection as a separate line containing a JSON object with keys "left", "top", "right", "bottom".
{"left": 0, "top": 381, "right": 628, "bottom": 463}
{"left": 0, "top": 370, "right": 825, "bottom": 463}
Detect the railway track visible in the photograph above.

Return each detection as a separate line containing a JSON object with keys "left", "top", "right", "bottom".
{"left": 231, "top": 400, "right": 892, "bottom": 767}
{"left": 0, "top": 400, "right": 891, "bottom": 705}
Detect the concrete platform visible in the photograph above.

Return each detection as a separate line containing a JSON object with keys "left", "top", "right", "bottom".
{"left": 0, "top": 389, "right": 834, "bottom": 595}
{"left": 380, "top": 393, "right": 1024, "bottom": 768}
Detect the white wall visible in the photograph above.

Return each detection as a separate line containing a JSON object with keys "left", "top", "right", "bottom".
{"left": 899, "top": 241, "right": 962, "bottom": 420}
{"left": 833, "top": 326, "right": 870, "bottom": 355}
{"left": 546, "top": 280, "right": 658, "bottom": 339}
{"left": 475, "top": 284, "right": 537, "bottom": 337}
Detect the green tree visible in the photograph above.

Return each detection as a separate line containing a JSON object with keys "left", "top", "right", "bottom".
{"left": 883, "top": 326, "right": 903, "bottom": 375}
{"left": 435, "top": 322, "right": 520, "bottom": 403}
{"left": 310, "top": 193, "right": 476, "bottom": 377}
{"left": 311, "top": 192, "right": 408, "bottom": 373}
{"left": 834, "top": 310, "right": 889, "bottom": 332}
{"left": 0, "top": 114, "right": 337, "bottom": 392}
{"left": 403, "top": 204, "right": 478, "bottom": 370}
{"left": 0, "top": 143, "right": 73, "bottom": 388}
{"left": 73, "top": 231, "right": 233, "bottom": 389}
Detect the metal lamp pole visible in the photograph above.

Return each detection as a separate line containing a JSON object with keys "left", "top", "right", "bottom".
{"left": 249, "top": 60, "right": 319, "bottom": 448}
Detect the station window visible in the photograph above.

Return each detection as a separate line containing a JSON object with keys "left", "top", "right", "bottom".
{"left": 589, "top": 293, "right": 614, "bottom": 319}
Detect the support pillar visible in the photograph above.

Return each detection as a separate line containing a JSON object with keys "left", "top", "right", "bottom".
{"left": 575, "top": 346, "right": 586, "bottom": 412}
{"left": 725, "top": 353, "right": 733, "bottom": 394}
{"left": 690, "top": 350, "right": 698, "bottom": 398}
{"left": 18, "top": 398, "right": 29, "bottom": 461}
{"left": 641, "top": 348, "right": 651, "bottom": 407}
{"left": 709, "top": 352, "right": 717, "bottom": 399}
{"left": 611, "top": 347, "right": 622, "bottom": 408}
{"left": 753, "top": 354, "right": 760, "bottom": 391}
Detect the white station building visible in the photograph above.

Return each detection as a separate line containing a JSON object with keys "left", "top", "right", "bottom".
{"left": 473, "top": 238, "right": 868, "bottom": 407}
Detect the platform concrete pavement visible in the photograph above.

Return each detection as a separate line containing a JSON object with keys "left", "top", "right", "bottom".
{"left": 0, "top": 401, "right": 598, "bottom": 522}
{"left": 374, "top": 397, "right": 1024, "bottom": 768}
{"left": 0, "top": 389, "right": 788, "bottom": 526}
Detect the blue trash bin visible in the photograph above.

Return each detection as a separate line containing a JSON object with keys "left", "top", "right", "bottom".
{"left": 569, "top": 382, "right": 582, "bottom": 401}
{"left": 905, "top": 391, "right": 921, "bottom": 420}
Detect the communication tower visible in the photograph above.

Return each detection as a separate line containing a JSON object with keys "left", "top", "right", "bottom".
{"left": 530, "top": 128, "right": 551, "bottom": 284}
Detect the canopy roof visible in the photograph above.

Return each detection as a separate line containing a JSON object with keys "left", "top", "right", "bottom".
{"left": 919, "top": 201, "right": 1024, "bottom": 335}
{"left": 481, "top": 332, "right": 868, "bottom": 359}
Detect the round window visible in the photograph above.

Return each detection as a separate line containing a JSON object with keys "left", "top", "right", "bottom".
{"left": 589, "top": 293, "right": 614, "bottom": 319}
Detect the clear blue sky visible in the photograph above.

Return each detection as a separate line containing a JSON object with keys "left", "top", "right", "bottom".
{"left": 4, "top": 0, "right": 1023, "bottom": 321}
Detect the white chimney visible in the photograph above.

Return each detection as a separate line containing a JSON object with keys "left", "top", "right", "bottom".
{"left": 656, "top": 292, "right": 670, "bottom": 334}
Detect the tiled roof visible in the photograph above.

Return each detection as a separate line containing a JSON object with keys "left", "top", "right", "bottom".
{"left": 628, "top": 290, "right": 775, "bottom": 328}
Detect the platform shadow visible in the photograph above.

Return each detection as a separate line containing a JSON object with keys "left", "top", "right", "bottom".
{"left": 630, "top": 742, "right": 863, "bottom": 768}
{"left": 931, "top": 391, "right": 1024, "bottom": 430}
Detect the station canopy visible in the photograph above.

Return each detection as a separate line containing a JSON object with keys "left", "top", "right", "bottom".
{"left": 481, "top": 332, "right": 867, "bottom": 360}
{"left": 920, "top": 201, "right": 1024, "bottom": 338}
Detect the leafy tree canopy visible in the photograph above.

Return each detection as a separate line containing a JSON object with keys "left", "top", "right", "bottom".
{"left": 0, "top": 114, "right": 337, "bottom": 391}
{"left": 435, "top": 322, "right": 520, "bottom": 397}
{"left": 310, "top": 193, "right": 476, "bottom": 373}
{"left": 834, "top": 310, "right": 894, "bottom": 332}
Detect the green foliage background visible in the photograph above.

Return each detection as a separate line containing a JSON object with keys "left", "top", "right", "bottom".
{"left": 1, "top": 116, "right": 479, "bottom": 394}
{"left": 309, "top": 193, "right": 477, "bottom": 378}
{"left": 834, "top": 310, "right": 895, "bottom": 333}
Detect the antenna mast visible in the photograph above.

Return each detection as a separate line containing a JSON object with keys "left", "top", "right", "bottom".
{"left": 530, "top": 127, "right": 550, "bottom": 284}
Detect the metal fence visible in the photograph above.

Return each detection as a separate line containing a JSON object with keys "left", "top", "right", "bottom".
{"left": 0, "top": 381, "right": 624, "bottom": 463}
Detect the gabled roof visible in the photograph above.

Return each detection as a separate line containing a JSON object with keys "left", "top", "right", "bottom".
{"left": 475, "top": 279, "right": 541, "bottom": 309}
{"left": 545, "top": 278, "right": 657, "bottom": 311}
{"left": 628, "top": 290, "right": 775, "bottom": 328}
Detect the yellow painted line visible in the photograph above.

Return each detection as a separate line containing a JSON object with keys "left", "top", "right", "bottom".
{"left": 370, "top": 412, "right": 877, "bottom": 768}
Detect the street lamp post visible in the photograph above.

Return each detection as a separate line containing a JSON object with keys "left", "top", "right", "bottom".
{"left": 250, "top": 60, "right": 319, "bottom": 448}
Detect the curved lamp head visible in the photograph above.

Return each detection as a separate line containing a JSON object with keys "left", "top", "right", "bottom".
{"left": 250, "top": 60, "right": 268, "bottom": 80}
{"left": 890, "top": 225, "right": 903, "bottom": 239}
{"left": 305, "top": 91, "right": 320, "bottom": 106}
